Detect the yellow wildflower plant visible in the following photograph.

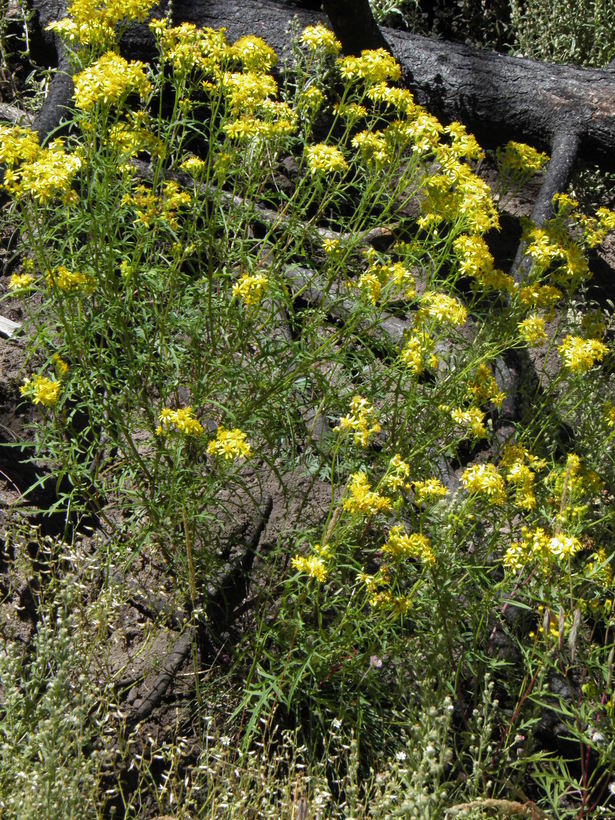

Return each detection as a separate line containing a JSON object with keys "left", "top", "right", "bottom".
{"left": 461, "top": 463, "right": 506, "bottom": 505}
{"left": 343, "top": 472, "right": 392, "bottom": 516}
{"left": 305, "top": 143, "right": 348, "bottom": 176}
{"left": 207, "top": 427, "right": 252, "bottom": 460}
{"left": 156, "top": 407, "right": 204, "bottom": 437}
{"left": 230, "top": 35, "right": 277, "bottom": 73}
{"left": 338, "top": 49, "right": 401, "bottom": 86}
{"left": 291, "top": 554, "right": 328, "bottom": 583}
{"left": 497, "top": 140, "right": 549, "bottom": 177}
{"left": 8, "top": 273, "right": 35, "bottom": 292}
{"left": 467, "top": 364, "right": 505, "bottom": 408}
{"left": 366, "top": 83, "right": 415, "bottom": 115}
{"left": 151, "top": 22, "right": 230, "bottom": 76}
{"left": 450, "top": 407, "right": 488, "bottom": 439}
{"left": 52, "top": 354, "right": 69, "bottom": 378}
{"left": 0, "top": 125, "right": 40, "bottom": 167}
{"left": 400, "top": 331, "right": 438, "bottom": 376}
{"left": 221, "top": 71, "right": 278, "bottom": 113}
{"left": 518, "top": 283, "right": 562, "bottom": 315}
{"left": 300, "top": 24, "right": 342, "bottom": 55}
{"left": 369, "top": 590, "right": 412, "bottom": 616}
{"left": 46, "top": 265, "right": 92, "bottom": 294}
{"left": 382, "top": 454, "right": 412, "bottom": 494}
{"left": 443, "top": 122, "right": 484, "bottom": 161}
{"left": 20, "top": 375, "right": 61, "bottom": 408}
{"left": 382, "top": 525, "right": 435, "bottom": 565}
{"left": 418, "top": 291, "right": 467, "bottom": 328}
{"left": 352, "top": 130, "right": 391, "bottom": 167}
{"left": 503, "top": 526, "right": 583, "bottom": 573}
{"left": 518, "top": 314, "right": 548, "bottom": 347}
{"left": 558, "top": 335, "right": 609, "bottom": 373}
{"left": 2, "top": 140, "right": 82, "bottom": 204}
{"left": 334, "top": 396, "right": 381, "bottom": 448}
{"left": 232, "top": 273, "right": 269, "bottom": 307}
{"left": 48, "top": 0, "right": 157, "bottom": 48}
{"left": 73, "top": 52, "right": 151, "bottom": 111}
{"left": 413, "top": 478, "right": 448, "bottom": 505}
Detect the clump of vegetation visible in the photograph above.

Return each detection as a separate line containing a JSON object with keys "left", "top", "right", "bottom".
{"left": 1, "top": 0, "right": 615, "bottom": 815}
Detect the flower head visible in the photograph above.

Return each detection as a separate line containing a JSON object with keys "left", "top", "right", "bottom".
{"left": 20, "top": 375, "right": 61, "bottom": 407}
{"left": 305, "top": 143, "right": 348, "bottom": 176}
{"left": 300, "top": 24, "right": 341, "bottom": 55}
{"left": 343, "top": 472, "right": 392, "bottom": 516}
{"left": 156, "top": 407, "right": 204, "bottom": 437}
{"left": 73, "top": 52, "right": 151, "bottom": 111}
{"left": 334, "top": 395, "right": 381, "bottom": 448}
{"left": 207, "top": 427, "right": 252, "bottom": 459}
{"left": 461, "top": 463, "right": 506, "bottom": 505}
{"left": 559, "top": 336, "right": 608, "bottom": 373}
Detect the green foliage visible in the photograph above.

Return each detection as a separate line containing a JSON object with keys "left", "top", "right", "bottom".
{"left": 1, "top": 3, "right": 615, "bottom": 815}
{"left": 509, "top": 0, "right": 615, "bottom": 66}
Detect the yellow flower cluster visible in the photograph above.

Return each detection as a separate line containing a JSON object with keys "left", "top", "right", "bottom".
{"left": 558, "top": 335, "right": 609, "bottom": 373}
{"left": 291, "top": 553, "right": 328, "bottom": 583}
{"left": 343, "top": 472, "right": 392, "bottom": 516}
{"left": 400, "top": 331, "right": 438, "bottom": 376}
{"left": 579, "top": 206, "right": 615, "bottom": 248}
{"left": 338, "top": 49, "right": 401, "bottom": 85}
{"left": 382, "top": 525, "right": 435, "bottom": 565}
{"left": 524, "top": 224, "right": 590, "bottom": 285}
{"left": 352, "top": 130, "right": 391, "bottom": 167}
{"left": 500, "top": 443, "right": 546, "bottom": 511}
{"left": 453, "top": 234, "right": 513, "bottom": 292}
{"left": 413, "top": 478, "right": 448, "bottom": 504}
{"left": 46, "top": 265, "right": 92, "bottom": 294}
{"left": 122, "top": 181, "right": 191, "bottom": 229}
{"left": 305, "top": 143, "right": 348, "bottom": 175}
{"left": 387, "top": 112, "right": 443, "bottom": 156}
{"left": 382, "top": 454, "right": 412, "bottom": 494}
{"left": 0, "top": 125, "right": 39, "bottom": 166}
{"left": 52, "top": 354, "right": 69, "bottom": 377}
{"left": 207, "top": 427, "right": 252, "bottom": 460}
{"left": 518, "top": 283, "right": 562, "bottom": 315}
{"left": 369, "top": 590, "right": 412, "bottom": 616}
{"left": 450, "top": 407, "right": 487, "bottom": 439}
{"left": 221, "top": 71, "right": 278, "bottom": 113}
{"left": 503, "top": 527, "right": 582, "bottom": 573}
{"left": 334, "top": 395, "right": 381, "bottom": 448}
{"left": 223, "top": 102, "right": 296, "bottom": 141}
{"left": 418, "top": 291, "right": 467, "bottom": 327}
{"left": 443, "top": 122, "right": 484, "bottom": 161}
{"left": 180, "top": 155, "right": 208, "bottom": 177}
{"left": 461, "top": 463, "right": 506, "bottom": 505}
{"left": 109, "top": 117, "right": 163, "bottom": 159}
{"left": 230, "top": 35, "right": 276, "bottom": 73}
{"left": 518, "top": 314, "right": 548, "bottom": 347}
{"left": 467, "top": 363, "right": 505, "bottom": 408}
{"left": 2, "top": 138, "right": 82, "bottom": 204}
{"left": 150, "top": 22, "right": 230, "bottom": 77}
{"left": 73, "top": 52, "right": 151, "bottom": 110}
{"left": 20, "top": 375, "right": 61, "bottom": 408}
{"left": 420, "top": 161, "right": 499, "bottom": 234}
{"left": 300, "top": 24, "right": 342, "bottom": 55}
{"left": 8, "top": 273, "right": 35, "bottom": 292}
{"left": 497, "top": 141, "right": 549, "bottom": 177}
{"left": 357, "top": 257, "right": 415, "bottom": 304}
{"left": 156, "top": 407, "right": 204, "bottom": 437}
{"left": 366, "top": 83, "right": 415, "bottom": 115}
{"left": 298, "top": 86, "right": 325, "bottom": 113}
{"left": 232, "top": 273, "right": 269, "bottom": 307}
{"left": 48, "top": 0, "right": 157, "bottom": 48}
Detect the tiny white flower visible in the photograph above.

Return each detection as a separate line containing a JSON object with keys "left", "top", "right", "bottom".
{"left": 396, "top": 750, "right": 407, "bottom": 762}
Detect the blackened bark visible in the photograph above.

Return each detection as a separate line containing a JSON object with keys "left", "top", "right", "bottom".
{"left": 321, "top": 0, "right": 390, "bottom": 54}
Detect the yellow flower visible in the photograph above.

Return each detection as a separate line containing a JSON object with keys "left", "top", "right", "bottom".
{"left": 518, "top": 283, "right": 562, "bottom": 314}
{"left": 418, "top": 291, "right": 467, "bottom": 327}
{"left": 382, "top": 525, "right": 435, "bottom": 564}
{"left": 156, "top": 407, "right": 204, "bottom": 437}
{"left": 338, "top": 49, "right": 401, "bottom": 85}
{"left": 8, "top": 273, "right": 35, "bottom": 292}
{"left": 444, "top": 121, "right": 484, "bottom": 161}
{"left": 291, "top": 554, "right": 327, "bottom": 583}
{"left": 222, "top": 71, "right": 278, "bottom": 112}
{"left": 467, "top": 363, "right": 505, "bottom": 408}
{"left": 497, "top": 141, "right": 549, "bottom": 176}
{"left": 413, "top": 478, "right": 448, "bottom": 504}
{"left": 46, "top": 265, "right": 92, "bottom": 294}
{"left": 334, "top": 395, "right": 381, "bottom": 448}
{"left": 232, "top": 273, "right": 269, "bottom": 307}
{"left": 2, "top": 140, "right": 81, "bottom": 203}
{"left": 343, "top": 472, "right": 392, "bottom": 516}
{"left": 230, "top": 35, "right": 276, "bottom": 73}
{"left": 382, "top": 454, "right": 412, "bottom": 493}
{"left": 305, "top": 143, "right": 348, "bottom": 175}
{"left": 518, "top": 315, "right": 548, "bottom": 347}
{"left": 400, "top": 331, "right": 437, "bottom": 376}
{"left": 52, "top": 354, "right": 69, "bottom": 377}
{"left": 366, "top": 83, "right": 415, "bottom": 115}
{"left": 300, "top": 24, "right": 342, "bottom": 55}
{"left": 0, "top": 125, "right": 39, "bottom": 167}
{"left": 450, "top": 407, "right": 487, "bottom": 439}
{"left": 558, "top": 335, "right": 609, "bottom": 373}
{"left": 49, "top": 0, "right": 157, "bottom": 47}
{"left": 207, "top": 427, "right": 251, "bottom": 459}
{"left": 73, "top": 52, "right": 151, "bottom": 111}
{"left": 20, "top": 375, "right": 61, "bottom": 408}
{"left": 461, "top": 463, "right": 506, "bottom": 505}
{"left": 352, "top": 130, "right": 391, "bottom": 167}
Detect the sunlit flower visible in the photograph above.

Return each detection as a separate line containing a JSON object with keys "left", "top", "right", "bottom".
{"left": 413, "top": 478, "right": 448, "bottom": 504}
{"left": 232, "top": 273, "right": 269, "bottom": 307}
{"left": 305, "top": 143, "right": 348, "bottom": 175}
{"left": 338, "top": 49, "right": 401, "bottom": 85}
{"left": 558, "top": 335, "right": 608, "bottom": 373}
{"left": 207, "top": 427, "right": 252, "bottom": 459}
{"left": 20, "top": 375, "right": 61, "bottom": 407}
{"left": 73, "top": 52, "right": 151, "bottom": 110}
{"left": 497, "top": 141, "right": 549, "bottom": 176}
{"left": 382, "top": 525, "right": 435, "bottom": 564}
{"left": 334, "top": 395, "right": 381, "bottom": 447}
{"left": 343, "top": 472, "right": 392, "bottom": 516}
{"left": 8, "top": 273, "right": 35, "bottom": 292}
{"left": 300, "top": 24, "right": 342, "bottom": 55}
{"left": 230, "top": 35, "right": 276, "bottom": 73}
{"left": 291, "top": 554, "right": 327, "bottom": 582}
{"left": 461, "top": 463, "right": 506, "bottom": 505}
{"left": 156, "top": 407, "right": 204, "bottom": 437}
{"left": 518, "top": 315, "right": 548, "bottom": 347}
